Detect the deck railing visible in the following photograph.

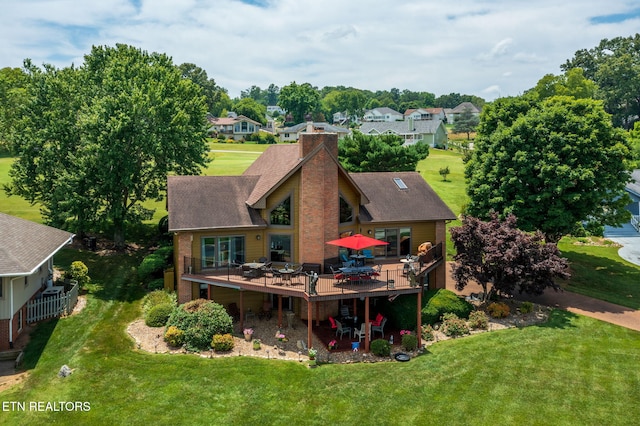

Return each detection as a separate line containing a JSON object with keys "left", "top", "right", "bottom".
{"left": 632, "top": 215, "right": 640, "bottom": 232}
{"left": 182, "top": 242, "right": 444, "bottom": 297}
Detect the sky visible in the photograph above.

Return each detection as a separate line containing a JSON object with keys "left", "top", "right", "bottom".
{"left": 1, "top": 0, "right": 640, "bottom": 102}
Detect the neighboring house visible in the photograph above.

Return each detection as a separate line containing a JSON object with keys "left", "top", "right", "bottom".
{"left": 167, "top": 130, "right": 456, "bottom": 350}
{"left": 267, "top": 105, "right": 286, "bottom": 115}
{"left": 0, "top": 214, "right": 74, "bottom": 350}
{"left": 445, "top": 102, "right": 481, "bottom": 123}
{"left": 278, "top": 122, "right": 351, "bottom": 142}
{"left": 625, "top": 169, "right": 640, "bottom": 232}
{"left": 362, "top": 107, "right": 403, "bottom": 122}
{"left": 208, "top": 115, "right": 262, "bottom": 141}
{"left": 332, "top": 111, "right": 349, "bottom": 125}
{"left": 404, "top": 108, "right": 446, "bottom": 121}
{"left": 359, "top": 119, "right": 449, "bottom": 148}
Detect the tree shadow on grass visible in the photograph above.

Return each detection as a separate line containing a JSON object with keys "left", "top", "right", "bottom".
{"left": 532, "top": 309, "right": 578, "bottom": 330}
{"left": 559, "top": 250, "right": 640, "bottom": 310}
{"left": 19, "top": 318, "right": 59, "bottom": 371}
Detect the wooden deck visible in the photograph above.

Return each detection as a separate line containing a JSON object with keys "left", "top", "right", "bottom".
{"left": 183, "top": 258, "right": 442, "bottom": 302}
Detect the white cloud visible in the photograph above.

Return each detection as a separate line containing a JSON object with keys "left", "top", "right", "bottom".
{"left": 0, "top": 0, "right": 637, "bottom": 101}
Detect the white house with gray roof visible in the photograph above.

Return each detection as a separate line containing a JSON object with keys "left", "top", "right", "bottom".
{"left": 359, "top": 118, "right": 448, "bottom": 148}
{"left": 362, "top": 107, "right": 403, "bottom": 122}
{"left": 0, "top": 213, "right": 74, "bottom": 350}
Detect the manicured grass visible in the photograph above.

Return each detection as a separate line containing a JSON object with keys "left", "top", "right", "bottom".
{"left": 1, "top": 251, "right": 638, "bottom": 425}
{"left": 557, "top": 238, "right": 640, "bottom": 309}
{"left": 418, "top": 148, "right": 468, "bottom": 216}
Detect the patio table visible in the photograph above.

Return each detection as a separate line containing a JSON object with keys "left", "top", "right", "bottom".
{"left": 279, "top": 268, "right": 295, "bottom": 285}
{"left": 339, "top": 266, "right": 374, "bottom": 284}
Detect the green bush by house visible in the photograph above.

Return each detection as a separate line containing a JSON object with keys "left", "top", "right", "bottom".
{"left": 422, "top": 289, "right": 473, "bottom": 325}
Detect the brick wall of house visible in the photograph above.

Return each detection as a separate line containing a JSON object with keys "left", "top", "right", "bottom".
{"left": 299, "top": 133, "right": 340, "bottom": 268}
{"left": 0, "top": 305, "right": 25, "bottom": 351}
{"left": 299, "top": 299, "right": 340, "bottom": 322}
{"left": 176, "top": 232, "right": 194, "bottom": 304}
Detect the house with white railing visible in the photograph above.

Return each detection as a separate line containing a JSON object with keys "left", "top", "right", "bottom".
{"left": 0, "top": 213, "right": 74, "bottom": 350}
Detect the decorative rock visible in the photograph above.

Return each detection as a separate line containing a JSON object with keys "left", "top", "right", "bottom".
{"left": 58, "top": 365, "right": 73, "bottom": 378}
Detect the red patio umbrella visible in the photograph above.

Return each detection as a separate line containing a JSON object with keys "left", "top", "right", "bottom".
{"left": 326, "top": 234, "right": 389, "bottom": 251}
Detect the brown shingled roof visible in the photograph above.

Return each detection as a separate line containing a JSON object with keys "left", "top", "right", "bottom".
{"left": 350, "top": 172, "right": 456, "bottom": 222}
{"left": 242, "top": 144, "right": 303, "bottom": 208}
{"left": 0, "top": 213, "right": 74, "bottom": 276}
{"left": 167, "top": 175, "right": 267, "bottom": 231}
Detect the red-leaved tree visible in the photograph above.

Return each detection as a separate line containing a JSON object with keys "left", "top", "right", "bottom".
{"left": 450, "top": 213, "right": 570, "bottom": 300}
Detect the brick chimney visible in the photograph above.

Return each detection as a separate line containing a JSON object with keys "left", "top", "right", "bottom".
{"left": 298, "top": 132, "right": 340, "bottom": 269}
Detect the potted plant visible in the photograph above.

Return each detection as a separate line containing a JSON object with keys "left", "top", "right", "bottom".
{"left": 252, "top": 339, "right": 261, "bottom": 350}
{"left": 327, "top": 340, "right": 338, "bottom": 351}
{"left": 308, "top": 347, "right": 317, "bottom": 360}
{"left": 243, "top": 328, "right": 254, "bottom": 342}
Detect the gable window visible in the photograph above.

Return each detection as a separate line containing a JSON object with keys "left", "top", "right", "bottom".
{"left": 270, "top": 196, "right": 291, "bottom": 226}
{"left": 201, "top": 236, "right": 245, "bottom": 269}
{"left": 339, "top": 196, "right": 353, "bottom": 224}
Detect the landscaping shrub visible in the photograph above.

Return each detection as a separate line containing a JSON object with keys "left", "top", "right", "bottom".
{"left": 166, "top": 299, "right": 233, "bottom": 351}
{"left": 370, "top": 339, "right": 391, "bottom": 357}
{"left": 164, "top": 326, "right": 184, "bottom": 347}
{"left": 520, "top": 301, "right": 534, "bottom": 314}
{"left": 422, "top": 324, "right": 435, "bottom": 341}
{"left": 147, "top": 278, "right": 165, "bottom": 291}
{"left": 211, "top": 334, "right": 235, "bottom": 352}
{"left": 422, "top": 289, "right": 473, "bottom": 325}
{"left": 138, "top": 253, "right": 165, "bottom": 282}
{"left": 441, "top": 313, "right": 469, "bottom": 337}
{"left": 66, "top": 260, "right": 90, "bottom": 288}
{"left": 468, "top": 310, "right": 489, "bottom": 330}
{"left": 487, "top": 302, "right": 511, "bottom": 318}
{"left": 401, "top": 333, "right": 418, "bottom": 351}
{"left": 381, "top": 294, "right": 415, "bottom": 330}
{"left": 141, "top": 290, "right": 176, "bottom": 316}
{"left": 145, "top": 303, "right": 173, "bottom": 327}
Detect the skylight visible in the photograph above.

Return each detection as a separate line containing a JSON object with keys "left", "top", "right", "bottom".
{"left": 393, "top": 178, "right": 408, "bottom": 189}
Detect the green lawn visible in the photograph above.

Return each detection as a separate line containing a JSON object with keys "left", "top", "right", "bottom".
{"left": 2, "top": 145, "right": 640, "bottom": 424}
{"left": 1, "top": 249, "right": 638, "bottom": 425}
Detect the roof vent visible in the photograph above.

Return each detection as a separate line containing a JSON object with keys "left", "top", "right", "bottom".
{"left": 393, "top": 177, "right": 408, "bottom": 189}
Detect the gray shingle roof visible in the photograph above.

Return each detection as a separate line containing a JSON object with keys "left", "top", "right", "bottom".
{"left": 359, "top": 119, "right": 444, "bottom": 135}
{"left": 0, "top": 213, "right": 74, "bottom": 276}
{"left": 167, "top": 175, "right": 267, "bottom": 231}
{"left": 350, "top": 172, "right": 457, "bottom": 222}
{"left": 279, "top": 122, "right": 350, "bottom": 134}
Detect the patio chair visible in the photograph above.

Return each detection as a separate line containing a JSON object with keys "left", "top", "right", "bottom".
{"left": 335, "top": 320, "right": 351, "bottom": 339}
{"left": 329, "top": 266, "right": 345, "bottom": 284}
{"left": 291, "top": 265, "right": 305, "bottom": 284}
{"left": 269, "top": 267, "right": 282, "bottom": 285}
{"left": 340, "top": 253, "right": 355, "bottom": 267}
{"left": 362, "top": 249, "right": 375, "bottom": 264}
{"left": 371, "top": 317, "right": 387, "bottom": 338}
{"left": 340, "top": 305, "right": 351, "bottom": 320}
{"left": 353, "top": 323, "right": 368, "bottom": 342}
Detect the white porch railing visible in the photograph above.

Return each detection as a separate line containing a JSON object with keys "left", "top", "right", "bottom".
{"left": 631, "top": 215, "right": 640, "bottom": 233}
{"left": 27, "top": 281, "right": 79, "bottom": 323}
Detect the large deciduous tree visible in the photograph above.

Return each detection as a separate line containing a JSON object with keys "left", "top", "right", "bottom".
{"left": 178, "top": 62, "right": 231, "bottom": 117}
{"left": 0, "top": 67, "right": 29, "bottom": 152}
{"left": 277, "top": 81, "right": 320, "bottom": 123}
{"left": 465, "top": 94, "right": 631, "bottom": 242}
{"left": 6, "top": 44, "right": 210, "bottom": 248}
{"left": 450, "top": 213, "right": 570, "bottom": 300}
{"left": 562, "top": 34, "right": 640, "bottom": 129}
{"left": 338, "top": 131, "right": 429, "bottom": 172}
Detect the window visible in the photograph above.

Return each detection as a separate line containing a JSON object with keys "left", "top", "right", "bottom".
{"left": 0, "top": 279, "right": 3, "bottom": 298}
{"left": 339, "top": 196, "right": 353, "bottom": 224}
{"left": 201, "top": 236, "right": 245, "bottom": 269}
{"left": 393, "top": 178, "right": 408, "bottom": 189}
{"left": 270, "top": 196, "right": 292, "bottom": 226}
{"left": 269, "top": 235, "right": 292, "bottom": 262}
{"left": 374, "top": 227, "right": 411, "bottom": 257}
